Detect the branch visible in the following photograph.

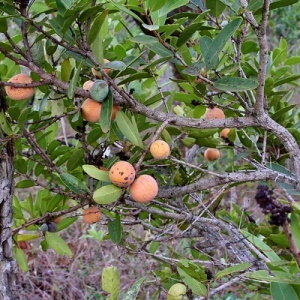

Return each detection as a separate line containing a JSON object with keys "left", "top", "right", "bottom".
{"left": 255, "top": 0, "right": 271, "bottom": 114}
{"left": 263, "top": 116, "right": 300, "bottom": 180}
{"left": 282, "top": 220, "right": 300, "bottom": 267}
{"left": 158, "top": 169, "right": 299, "bottom": 198}
{"left": 12, "top": 200, "right": 89, "bottom": 235}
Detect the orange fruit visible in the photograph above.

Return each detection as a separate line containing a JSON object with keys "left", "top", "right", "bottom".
{"left": 81, "top": 98, "right": 119, "bottom": 123}
{"left": 83, "top": 80, "right": 94, "bottom": 91}
{"left": 5, "top": 73, "right": 35, "bottom": 100}
{"left": 220, "top": 128, "right": 230, "bottom": 139}
{"left": 52, "top": 216, "right": 62, "bottom": 224}
{"left": 83, "top": 206, "right": 101, "bottom": 224}
{"left": 81, "top": 98, "right": 102, "bottom": 122}
{"left": 109, "top": 161, "right": 136, "bottom": 188}
{"left": 150, "top": 140, "right": 170, "bottom": 159}
{"left": 111, "top": 105, "right": 120, "bottom": 121}
{"left": 17, "top": 241, "right": 28, "bottom": 250}
{"left": 204, "top": 148, "right": 221, "bottom": 161}
{"left": 129, "top": 175, "right": 158, "bottom": 203}
{"left": 204, "top": 107, "right": 225, "bottom": 120}
{"left": 92, "top": 59, "right": 112, "bottom": 78}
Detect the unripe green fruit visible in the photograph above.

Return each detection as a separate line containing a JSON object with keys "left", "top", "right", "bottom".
{"left": 166, "top": 283, "right": 187, "bottom": 300}
{"left": 40, "top": 223, "right": 49, "bottom": 232}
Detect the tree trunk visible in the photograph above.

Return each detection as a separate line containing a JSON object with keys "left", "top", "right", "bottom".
{"left": 0, "top": 93, "right": 16, "bottom": 299}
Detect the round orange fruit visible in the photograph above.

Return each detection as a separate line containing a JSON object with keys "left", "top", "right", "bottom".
{"left": 81, "top": 98, "right": 102, "bottom": 122}
{"left": 109, "top": 161, "right": 136, "bottom": 188}
{"left": 204, "top": 107, "right": 225, "bottom": 120}
{"left": 220, "top": 128, "right": 230, "bottom": 139}
{"left": 204, "top": 148, "right": 221, "bottom": 161}
{"left": 150, "top": 140, "right": 170, "bottom": 159}
{"left": 83, "top": 206, "right": 101, "bottom": 224}
{"left": 83, "top": 80, "right": 94, "bottom": 91}
{"left": 5, "top": 73, "right": 35, "bottom": 100}
{"left": 130, "top": 175, "right": 158, "bottom": 203}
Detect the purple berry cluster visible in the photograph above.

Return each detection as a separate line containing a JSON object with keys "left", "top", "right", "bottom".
{"left": 255, "top": 185, "right": 293, "bottom": 226}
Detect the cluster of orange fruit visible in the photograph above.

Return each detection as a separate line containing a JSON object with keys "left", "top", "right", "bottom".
{"left": 82, "top": 140, "right": 171, "bottom": 224}
{"left": 80, "top": 59, "right": 120, "bottom": 123}
{"left": 204, "top": 107, "right": 230, "bottom": 161}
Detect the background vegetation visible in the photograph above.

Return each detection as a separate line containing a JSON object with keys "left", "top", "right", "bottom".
{"left": 1, "top": 0, "right": 300, "bottom": 299}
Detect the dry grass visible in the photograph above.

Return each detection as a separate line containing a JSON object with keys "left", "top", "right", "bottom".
{"left": 15, "top": 221, "right": 161, "bottom": 300}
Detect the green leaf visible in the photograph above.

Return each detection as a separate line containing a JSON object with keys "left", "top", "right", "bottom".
{"left": 67, "top": 148, "right": 84, "bottom": 171}
{"left": 90, "top": 80, "right": 109, "bottom": 102}
{"left": 271, "top": 104, "right": 296, "bottom": 122}
{"left": 56, "top": 217, "right": 77, "bottom": 232}
{"left": 129, "top": 35, "right": 173, "bottom": 57}
{"left": 48, "top": 16, "right": 74, "bottom": 43}
{"left": 182, "top": 61, "right": 206, "bottom": 76}
{"left": 271, "top": 283, "right": 298, "bottom": 300}
{"left": 82, "top": 164, "right": 111, "bottom": 182}
{"left": 14, "top": 247, "right": 29, "bottom": 272}
{"left": 278, "top": 182, "right": 300, "bottom": 196}
{"left": 0, "top": 111, "right": 13, "bottom": 135}
{"left": 31, "top": 40, "right": 45, "bottom": 66}
{"left": 206, "top": 0, "right": 226, "bottom": 17}
{"left": 104, "top": 60, "right": 126, "bottom": 71}
{"left": 274, "top": 74, "right": 300, "bottom": 87}
{"left": 158, "top": 0, "right": 189, "bottom": 17}
{"left": 269, "top": 0, "right": 299, "bottom": 11}
{"left": 214, "top": 77, "right": 258, "bottom": 91}
{"left": 61, "top": 58, "right": 72, "bottom": 82}
{"left": 240, "top": 229, "right": 281, "bottom": 261}
{"left": 65, "top": 50, "right": 94, "bottom": 67}
{"left": 14, "top": 158, "right": 28, "bottom": 174}
{"left": 265, "top": 162, "right": 294, "bottom": 177}
{"left": 45, "top": 232, "right": 73, "bottom": 258}
{"left": 290, "top": 212, "right": 300, "bottom": 251}
{"left": 46, "top": 194, "right": 64, "bottom": 212}
{"left": 115, "top": 111, "right": 144, "bottom": 148}
{"left": 88, "top": 10, "right": 109, "bottom": 45}
{"left": 93, "top": 184, "right": 122, "bottom": 204}
{"left": 245, "top": 270, "right": 300, "bottom": 285}
{"left": 100, "top": 91, "right": 113, "bottom": 133}
{"left": 147, "top": 0, "right": 167, "bottom": 11}
{"left": 205, "top": 18, "right": 242, "bottom": 70}
{"left": 142, "top": 23, "right": 160, "bottom": 31}
{"left": 285, "top": 56, "right": 300, "bottom": 66}
{"left": 60, "top": 173, "right": 90, "bottom": 194}
{"left": 102, "top": 266, "right": 120, "bottom": 300}
{"left": 67, "top": 60, "right": 83, "bottom": 99}
{"left": 108, "top": 214, "right": 122, "bottom": 244}
{"left": 118, "top": 72, "right": 152, "bottom": 85}
{"left": 247, "top": 0, "right": 263, "bottom": 11}
{"left": 200, "top": 35, "right": 213, "bottom": 58}
{"left": 0, "top": 16, "right": 8, "bottom": 33}
{"left": 177, "top": 267, "right": 207, "bottom": 296}
{"left": 16, "top": 180, "right": 35, "bottom": 188}
{"left": 216, "top": 262, "right": 251, "bottom": 279}
{"left": 109, "top": 1, "right": 143, "bottom": 23}
{"left": 177, "top": 22, "right": 203, "bottom": 47}
{"left": 123, "top": 277, "right": 146, "bottom": 300}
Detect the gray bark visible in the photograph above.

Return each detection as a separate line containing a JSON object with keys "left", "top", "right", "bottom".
{"left": 0, "top": 94, "right": 16, "bottom": 299}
